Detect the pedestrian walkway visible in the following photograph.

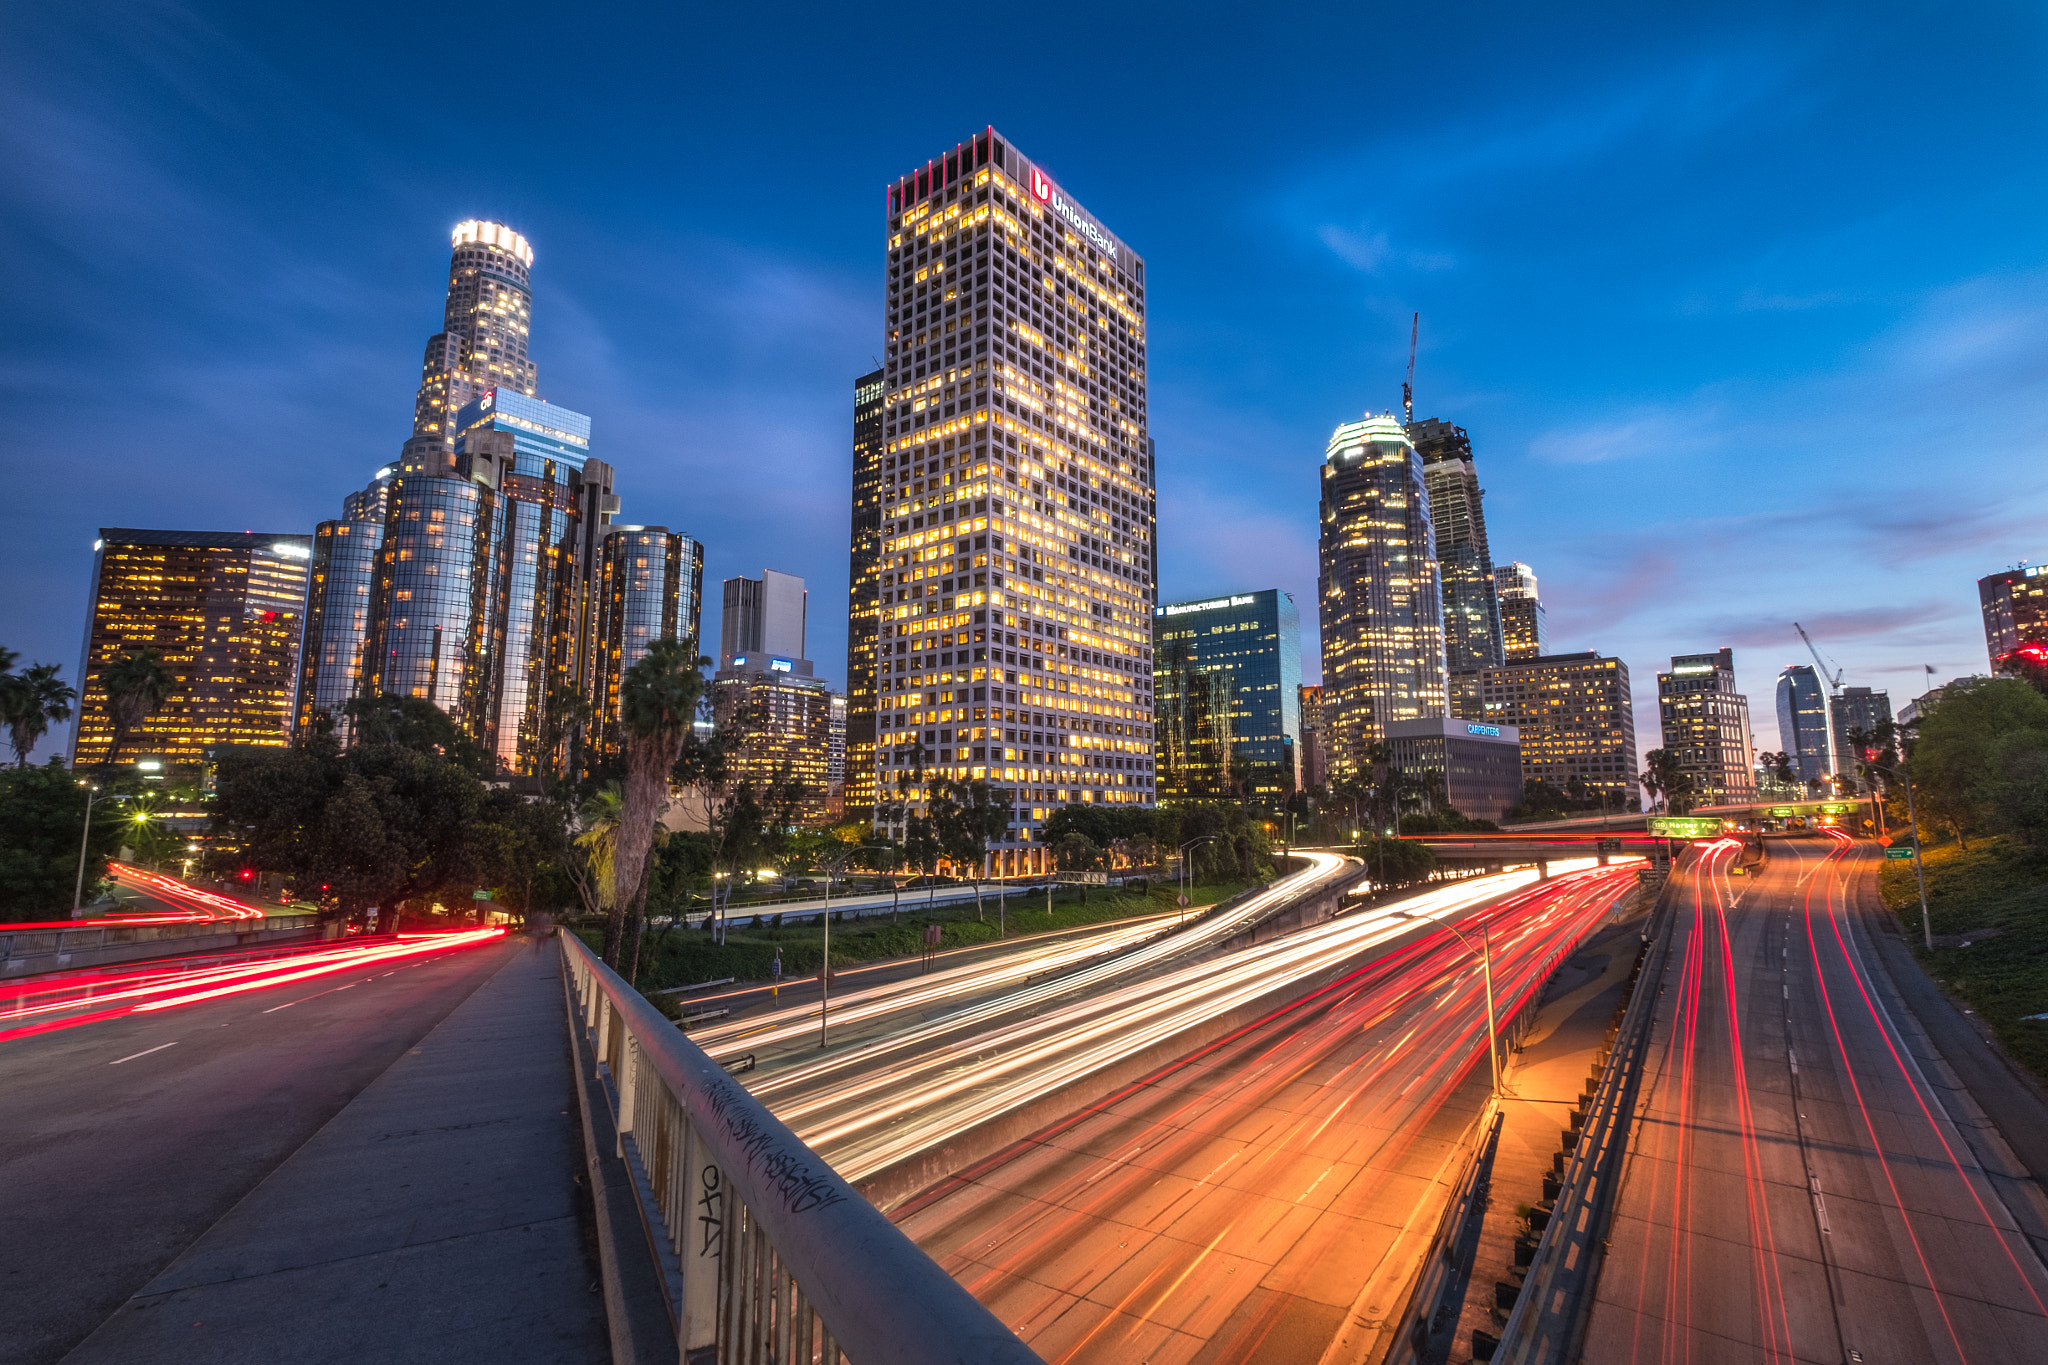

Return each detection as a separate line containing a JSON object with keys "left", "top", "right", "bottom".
{"left": 1449, "top": 904, "right": 1650, "bottom": 1362}
{"left": 61, "top": 939, "right": 607, "bottom": 1365}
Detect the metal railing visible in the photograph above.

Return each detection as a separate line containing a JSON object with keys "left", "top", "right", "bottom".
{"left": 1492, "top": 889, "right": 1676, "bottom": 1362}
{"left": 561, "top": 933, "right": 1042, "bottom": 1365}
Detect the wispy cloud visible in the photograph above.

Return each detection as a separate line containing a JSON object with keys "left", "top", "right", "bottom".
{"left": 1317, "top": 222, "right": 1455, "bottom": 276}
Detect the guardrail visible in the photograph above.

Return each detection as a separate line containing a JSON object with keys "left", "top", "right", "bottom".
{"left": 560, "top": 932, "right": 1042, "bottom": 1365}
{"left": 1492, "top": 887, "right": 1676, "bottom": 1362}
{"left": 1, "top": 914, "right": 323, "bottom": 975}
{"left": 1385, "top": 1109, "right": 1503, "bottom": 1365}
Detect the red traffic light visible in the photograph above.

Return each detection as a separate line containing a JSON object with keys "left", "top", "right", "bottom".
{"left": 239, "top": 869, "right": 255, "bottom": 881}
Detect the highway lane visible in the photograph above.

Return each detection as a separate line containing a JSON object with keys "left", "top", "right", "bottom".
{"left": 683, "top": 908, "right": 1183, "bottom": 1068}
{"left": 0, "top": 933, "right": 517, "bottom": 1365}
{"left": 1586, "top": 836, "right": 2048, "bottom": 1364}
{"left": 892, "top": 864, "right": 1639, "bottom": 1363}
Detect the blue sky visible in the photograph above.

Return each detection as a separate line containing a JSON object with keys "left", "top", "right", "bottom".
{"left": 5, "top": 0, "right": 2047, "bottom": 765}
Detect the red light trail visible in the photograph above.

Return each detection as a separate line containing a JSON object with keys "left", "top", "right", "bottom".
{"left": 0, "top": 928, "right": 505, "bottom": 1044}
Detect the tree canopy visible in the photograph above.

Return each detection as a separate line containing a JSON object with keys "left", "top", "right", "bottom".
{"left": 1906, "top": 678, "right": 2048, "bottom": 849}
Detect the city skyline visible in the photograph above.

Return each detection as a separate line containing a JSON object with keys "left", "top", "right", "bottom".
{"left": 5, "top": 4, "right": 2046, "bottom": 769}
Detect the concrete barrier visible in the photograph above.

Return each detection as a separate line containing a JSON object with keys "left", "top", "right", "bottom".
{"left": 2, "top": 915, "right": 327, "bottom": 977}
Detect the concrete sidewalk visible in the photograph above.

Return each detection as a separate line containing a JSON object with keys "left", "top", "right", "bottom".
{"left": 62, "top": 938, "right": 609, "bottom": 1365}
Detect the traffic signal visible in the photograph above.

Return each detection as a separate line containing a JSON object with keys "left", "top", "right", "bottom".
{"left": 239, "top": 868, "right": 255, "bottom": 882}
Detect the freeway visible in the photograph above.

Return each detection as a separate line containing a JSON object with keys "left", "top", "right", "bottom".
{"left": 893, "top": 863, "right": 1640, "bottom": 1362}
{"left": 745, "top": 851, "right": 1361, "bottom": 1179}
{"left": 0, "top": 931, "right": 515, "bottom": 1365}
{"left": 686, "top": 908, "right": 1183, "bottom": 1064}
{"left": 1585, "top": 834, "right": 2048, "bottom": 1363}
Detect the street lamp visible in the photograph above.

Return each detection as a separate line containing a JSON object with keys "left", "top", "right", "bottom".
{"left": 1400, "top": 905, "right": 1501, "bottom": 1101}
{"left": 1177, "top": 835, "right": 1217, "bottom": 924}
{"left": 1864, "top": 762, "right": 1934, "bottom": 951}
{"left": 72, "top": 780, "right": 102, "bottom": 919}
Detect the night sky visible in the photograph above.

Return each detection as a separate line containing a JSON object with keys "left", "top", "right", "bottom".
{"left": 5, "top": 0, "right": 2046, "bottom": 764}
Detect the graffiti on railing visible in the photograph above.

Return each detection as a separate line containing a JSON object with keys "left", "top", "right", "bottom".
{"left": 695, "top": 1162, "right": 726, "bottom": 1258}
{"left": 701, "top": 1078, "right": 850, "bottom": 1215}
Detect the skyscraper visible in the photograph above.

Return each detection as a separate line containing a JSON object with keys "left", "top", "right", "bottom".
{"left": 721, "top": 570, "right": 810, "bottom": 672}
{"left": 1498, "top": 561, "right": 1547, "bottom": 661}
{"left": 1298, "top": 683, "right": 1331, "bottom": 793}
{"left": 587, "top": 525, "right": 705, "bottom": 757}
{"left": 1151, "top": 590, "right": 1302, "bottom": 806}
{"left": 404, "top": 221, "right": 539, "bottom": 474}
{"left": 1979, "top": 561, "right": 2048, "bottom": 673}
{"left": 1407, "top": 418, "right": 1502, "bottom": 719}
{"left": 713, "top": 568, "right": 835, "bottom": 824}
{"left": 1656, "top": 648, "right": 1755, "bottom": 805}
{"left": 1775, "top": 664, "right": 1833, "bottom": 782}
{"left": 845, "top": 368, "right": 887, "bottom": 817}
{"left": 345, "top": 222, "right": 628, "bottom": 777}
{"left": 1479, "top": 652, "right": 1638, "bottom": 810}
{"left": 1318, "top": 413, "right": 1448, "bottom": 777}
{"left": 73, "top": 529, "right": 311, "bottom": 768}
{"left": 1831, "top": 685, "right": 1892, "bottom": 772}
{"left": 869, "top": 128, "right": 1156, "bottom": 873}
{"left": 295, "top": 465, "right": 394, "bottom": 738}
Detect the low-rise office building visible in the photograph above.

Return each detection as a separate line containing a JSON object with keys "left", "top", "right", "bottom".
{"left": 1385, "top": 716, "right": 1523, "bottom": 823}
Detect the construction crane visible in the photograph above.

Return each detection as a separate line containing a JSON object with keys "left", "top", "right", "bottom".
{"left": 1793, "top": 621, "right": 1843, "bottom": 781}
{"left": 1401, "top": 312, "right": 1419, "bottom": 423}
{"left": 1793, "top": 621, "right": 1845, "bottom": 692}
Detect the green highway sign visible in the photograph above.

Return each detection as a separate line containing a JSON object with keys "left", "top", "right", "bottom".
{"left": 472, "top": 889, "right": 494, "bottom": 900}
{"left": 1647, "top": 816, "right": 1725, "bottom": 839}
{"left": 1884, "top": 847, "right": 1914, "bottom": 860}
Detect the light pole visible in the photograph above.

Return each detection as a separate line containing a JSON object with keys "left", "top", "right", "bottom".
{"left": 1177, "top": 835, "right": 1216, "bottom": 924}
{"left": 72, "top": 781, "right": 102, "bottom": 918}
{"left": 1402, "top": 906, "right": 1500, "bottom": 1100}
{"left": 1865, "top": 762, "right": 1934, "bottom": 951}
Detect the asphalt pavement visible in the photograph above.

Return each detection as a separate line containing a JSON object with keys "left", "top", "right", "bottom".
{"left": 0, "top": 934, "right": 600, "bottom": 1365}
{"left": 1585, "top": 836, "right": 2048, "bottom": 1364}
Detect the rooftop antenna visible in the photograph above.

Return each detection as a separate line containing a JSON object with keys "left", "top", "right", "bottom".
{"left": 1401, "top": 312, "right": 1419, "bottom": 424}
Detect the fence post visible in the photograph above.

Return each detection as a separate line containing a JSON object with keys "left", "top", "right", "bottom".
{"left": 680, "top": 1119, "right": 724, "bottom": 1360}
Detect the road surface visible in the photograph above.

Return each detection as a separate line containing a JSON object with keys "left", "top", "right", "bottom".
{"left": 894, "top": 865, "right": 1637, "bottom": 1363}
{"left": 1586, "top": 835, "right": 2048, "bottom": 1363}
{"left": 0, "top": 935, "right": 519, "bottom": 1365}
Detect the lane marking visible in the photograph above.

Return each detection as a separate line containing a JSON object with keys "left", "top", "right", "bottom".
{"left": 110, "top": 1041, "right": 178, "bottom": 1064}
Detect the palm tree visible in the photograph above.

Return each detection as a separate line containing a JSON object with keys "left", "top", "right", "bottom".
{"left": 572, "top": 783, "right": 625, "bottom": 916}
{"left": 100, "top": 651, "right": 175, "bottom": 765}
{"left": 608, "top": 639, "right": 707, "bottom": 968}
{"left": 2, "top": 663, "right": 75, "bottom": 767}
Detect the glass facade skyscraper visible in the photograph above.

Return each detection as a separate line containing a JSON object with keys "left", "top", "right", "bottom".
{"left": 1499, "top": 561, "right": 1548, "bottom": 662}
{"left": 868, "top": 128, "right": 1157, "bottom": 873}
{"left": 588, "top": 525, "right": 704, "bottom": 758}
{"left": 1408, "top": 418, "right": 1502, "bottom": 720}
{"left": 1152, "top": 590, "right": 1301, "bottom": 805}
{"left": 1775, "top": 664, "right": 1833, "bottom": 783}
{"left": 845, "top": 368, "right": 886, "bottom": 817}
{"left": 405, "top": 221, "right": 539, "bottom": 474}
{"left": 73, "top": 529, "right": 311, "bottom": 767}
{"left": 295, "top": 469, "right": 390, "bottom": 738}
{"left": 1317, "top": 413, "right": 1448, "bottom": 777}
{"left": 452, "top": 390, "right": 611, "bottom": 773}
{"left": 326, "top": 222, "right": 634, "bottom": 778}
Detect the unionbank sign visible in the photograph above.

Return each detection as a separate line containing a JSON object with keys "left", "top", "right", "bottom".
{"left": 1030, "top": 167, "right": 1119, "bottom": 262}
